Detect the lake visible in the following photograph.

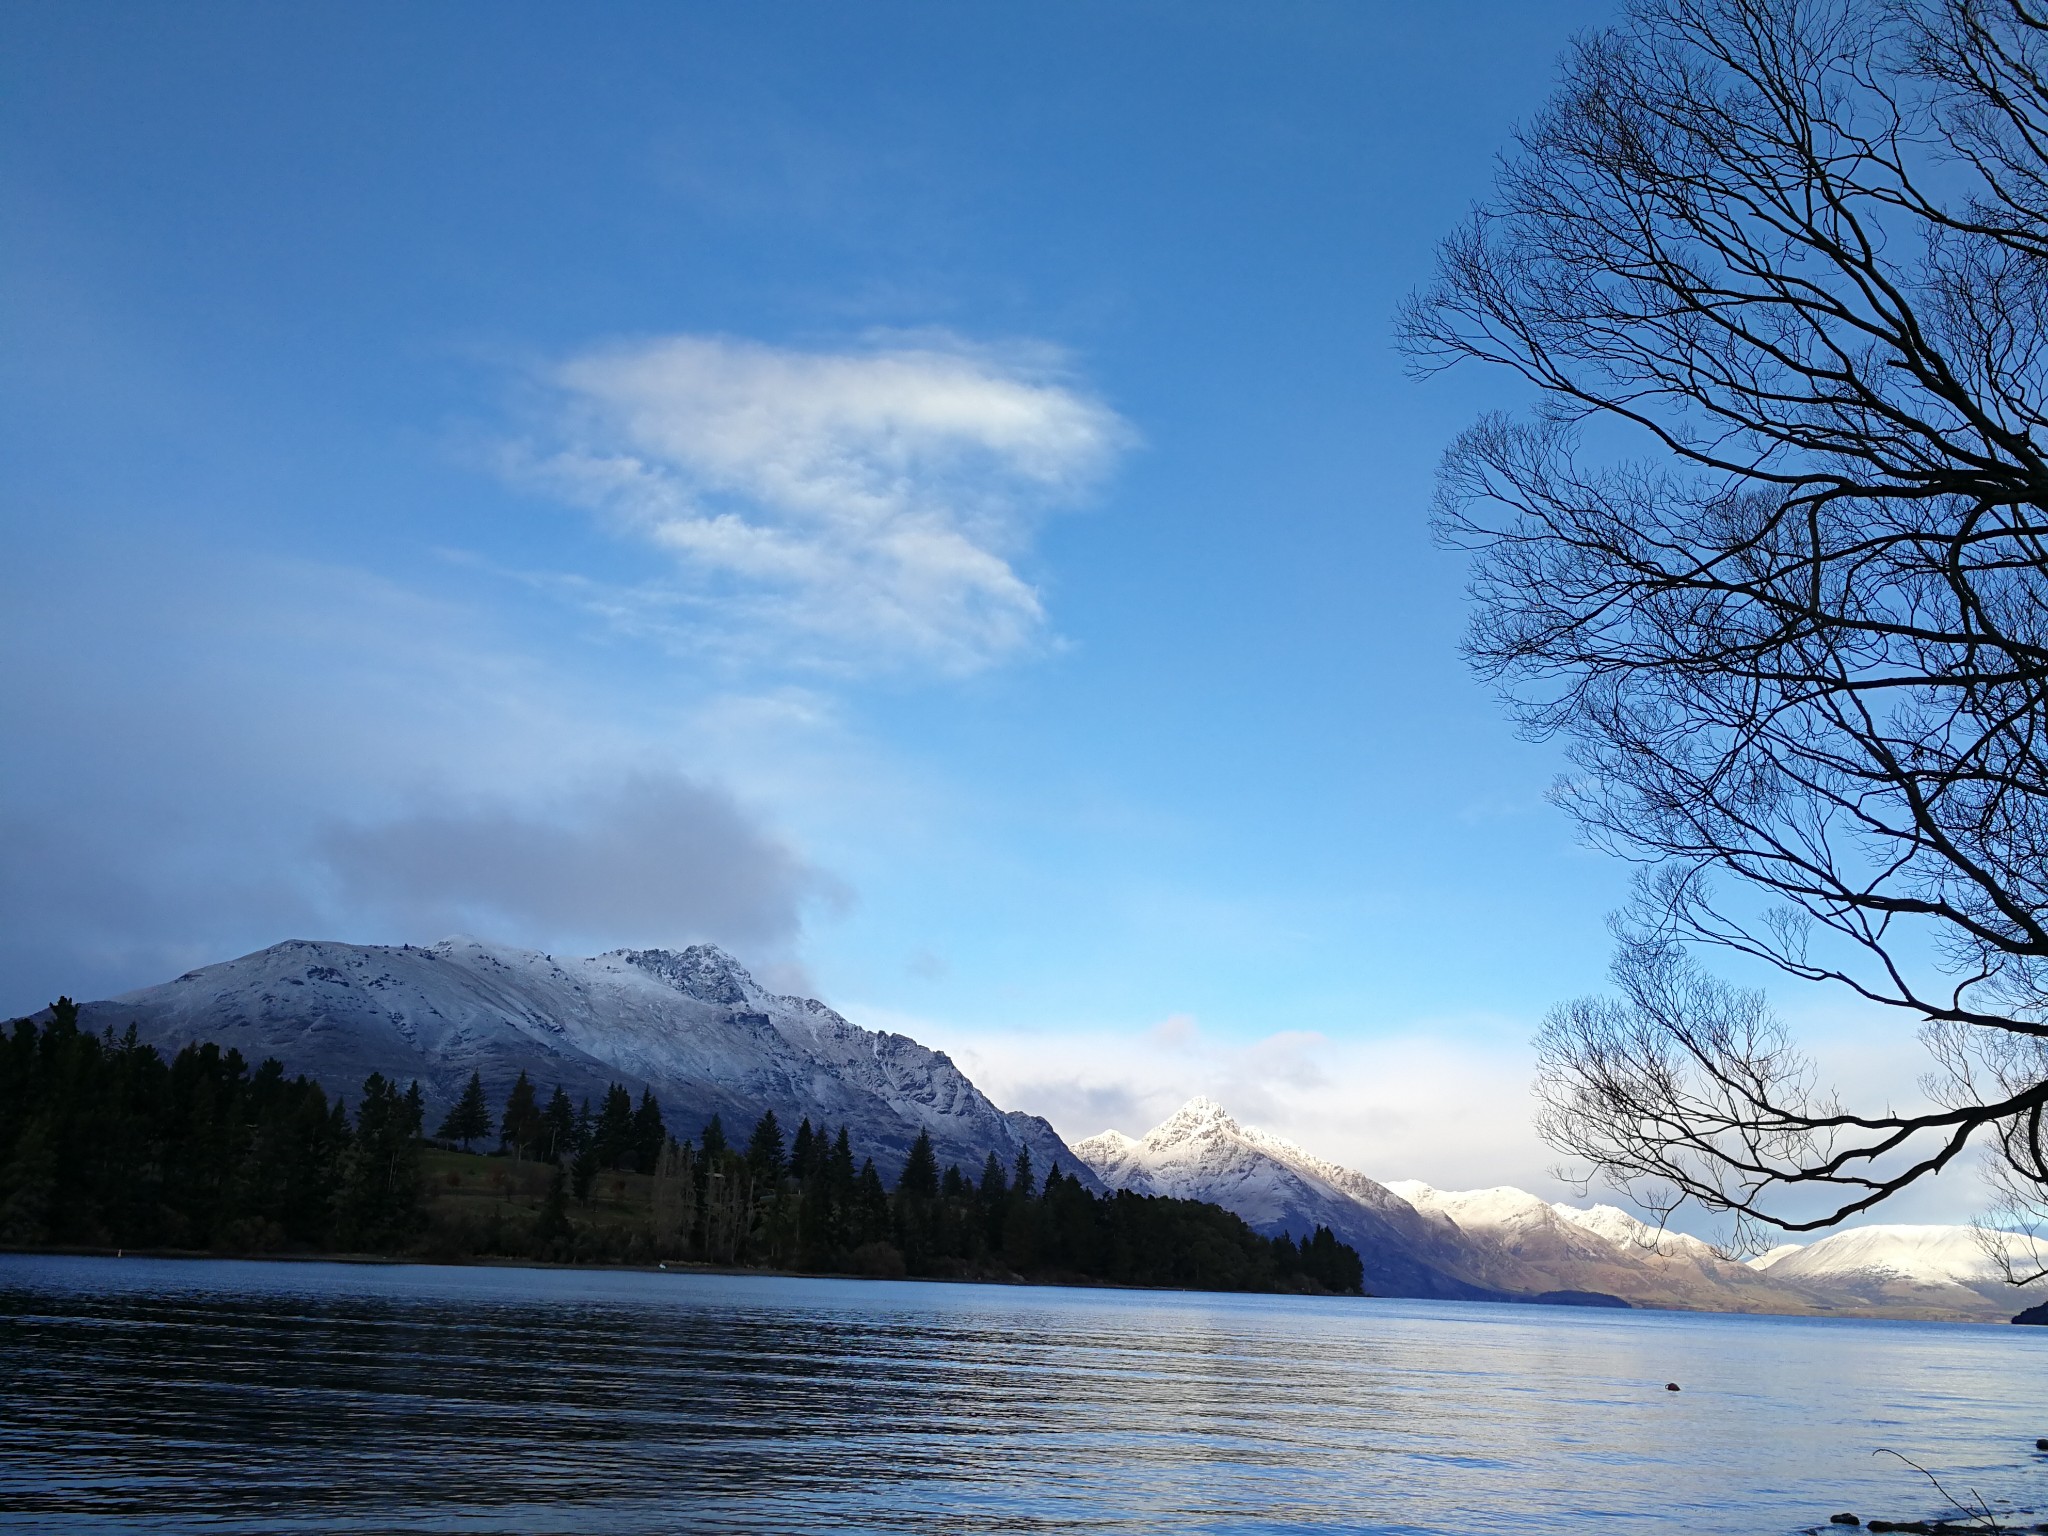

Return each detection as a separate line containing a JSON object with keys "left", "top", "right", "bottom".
{"left": 2, "top": 1254, "right": 2043, "bottom": 1534}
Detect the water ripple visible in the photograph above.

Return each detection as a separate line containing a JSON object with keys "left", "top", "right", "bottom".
{"left": 2, "top": 1255, "right": 2044, "bottom": 1535}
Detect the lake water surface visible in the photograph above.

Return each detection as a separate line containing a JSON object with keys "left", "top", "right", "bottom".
{"left": 2, "top": 1254, "right": 2044, "bottom": 1534}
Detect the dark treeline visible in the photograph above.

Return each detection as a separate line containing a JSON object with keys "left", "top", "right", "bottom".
{"left": 0, "top": 1004, "right": 1365, "bottom": 1295}
{"left": 0, "top": 1001, "right": 420, "bottom": 1252}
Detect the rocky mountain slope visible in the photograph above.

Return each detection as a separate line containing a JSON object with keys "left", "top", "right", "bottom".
{"left": 1075, "top": 1099, "right": 1506, "bottom": 1300}
{"left": 70, "top": 937, "right": 1092, "bottom": 1188}
{"left": 1078, "top": 1099, "right": 2042, "bottom": 1319}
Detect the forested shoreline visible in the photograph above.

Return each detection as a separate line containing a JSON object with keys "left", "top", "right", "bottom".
{"left": 0, "top": 1001, "right": 1366, "bottom": 1295}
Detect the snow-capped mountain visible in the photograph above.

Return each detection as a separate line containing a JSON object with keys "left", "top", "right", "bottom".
{"left": 1748, "top": 1243, "right": 1805, "bottom": 1270}
{"left": 1074, "top": 1098, "right": 1503, "bottom": 1299}
{"left": 1553, "top": 1202, "right": 1721, "bottom": 1261}
{"left": 71, "top": 937, "right": 1091, "bottom": 1187}
{"left": 1748, "top": 1225, "right": 2048, "bottom": 1316}
{"left": 1384, "top": 1180, "right": 1852, "bottom": 1315}
{"left": 1077, "top": 1098, "right": 2041, "bottom": 1318}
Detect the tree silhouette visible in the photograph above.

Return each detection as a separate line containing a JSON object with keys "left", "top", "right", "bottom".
{"left": 896, "top": 1130, "right": 940, "bottom": 1200}
{"left": 1402, "top": 0, "right": 2048, "bottom": 1265}
{"left": 595, "top": 1084, "right": 635, "bottom": 1171}
{"left": 541, "top": 1085, "right": 575, "bottom": 1166}
{"left": 630, "top": 1088, "right": 666, "bottom": 1175}
{"left": 498, "top": 1072, "right": 542, "bottom": 1162}
{"left": 435, "top": 1072, "right": 491, "bottom": 1151}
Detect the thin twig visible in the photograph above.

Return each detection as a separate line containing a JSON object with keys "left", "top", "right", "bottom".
{"left": 1874, "top": 1448, "right": 2005, "bottom": 1535}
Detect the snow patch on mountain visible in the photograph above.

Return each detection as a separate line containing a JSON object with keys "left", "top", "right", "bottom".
{"left": 77, "top": 936, "right": 1092, "bottom": 1188}
{"left": 1085, "top": 1099, "right": 2038, "bottom": 1318}
{"left": 1073, "top": 1098, "right": 1496, "bottom": 1300}
{"left": 1749, "top": 1224, "right": 2048, "bottom": 1313}
{"left": 1553, "top": 1203, "right": 1722, "bottom": 1261}
{"left": 1384, "top": 1182, "right": 1719, "bottom": 1263}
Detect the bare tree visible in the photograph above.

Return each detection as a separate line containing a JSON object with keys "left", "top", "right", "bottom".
{"left": 1400, "top": 0, "right": 2048, "bottom": 1270}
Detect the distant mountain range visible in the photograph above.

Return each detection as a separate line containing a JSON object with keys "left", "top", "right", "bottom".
{"left": 69, "top": 936, "right": 1090, "bottom": 1191}
{"left": 1076, "top": 1099, "right": 2047, "bottom": 1322}
{"left": 1075, "top": 1099, "right": 1501, "bottom": 1300}
{"left": 54, "top": 937, "right": 2048, "bottom": 1318}
{"left": 1744, "top": 1222, "right": 2046, "bottom": 1317}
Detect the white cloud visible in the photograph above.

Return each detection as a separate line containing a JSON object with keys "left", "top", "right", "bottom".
{"left": 845, "top": 1002, "right": 2000, "bottom": 1235}
{"left": 514, "top": 331, "right": 1134, "bottom": 675}
{"left": 843, "top": 1002, "right": 1562, "bottom": 1196}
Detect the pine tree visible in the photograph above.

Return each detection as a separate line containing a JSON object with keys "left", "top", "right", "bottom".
{"left": 541, "top": 1085, "right": 575, "bottom": 1165}
{"left": 631, "top": 1089, "right": 666, "bottom": 1175}
{"left": 824, "top": 1127, "right": 857, "bottom": 1252}
{"left": 978, "top": 1151, "right": 1007, "bottom": 1201}
{"left": 854, "top": 1158, "right": 890, "bottom": 1246}
{"left": 796, "top": 1128, "right": 835, "bottom": 1270}
{"left": 978, "top": 1151, "right": 1010, "bottom": 1256}
{"left": 595, "top": 1084, "right": 635, "bottom": 1170}
{"left": 436, "top": 1072, "right": 491, "bottom": 1150}
{"left": 700, "top": 1114, "right": 728, "bottom": 1161}
{"left": 499, "top": 1072, "right": 542, "bottom": 1160}
{"left": 336, "top": 1072, "right": 425, "bottom": 1251}
{"left": 790, "top": 1118, "right": 815, "bottom": 1180}
{"left": 941, "top": 1164, "right": 966, "bottom": 1199}
{"left": 828, "top": 1127, "right": 855, "bottom": 1194}
{"left": 569, "top": 1099, "right": 596, "bottom": 1202}
{"left": 745, "top": 1110, "right": 786, "bottom": 1186}
{"left": 1301, "top": 1224, "right": 1365, "bottom": 1295}
{"left": 1011, "top": 1145, "right": 1035, "bottom": 1200}
{"left": 896, "top": 1130, "right": 939, "bottom": 1200}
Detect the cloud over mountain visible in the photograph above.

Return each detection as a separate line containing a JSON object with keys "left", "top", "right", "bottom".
{"left": 320, "top": 771, "right": 842, "bottom": 954}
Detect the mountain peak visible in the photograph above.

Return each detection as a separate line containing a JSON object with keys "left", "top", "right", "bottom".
{"left": 1073, "top": 1128, "right": 1138, "bottom": 1155}
{"left": 1154, "top": 1095, "right": 1240, "bottom": 1139}
{"left": 612, "top": 944, "right": 758, "bottom": 1006}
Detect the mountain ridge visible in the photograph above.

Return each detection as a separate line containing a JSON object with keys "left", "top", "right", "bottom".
{"left": 1074, "top": 1097, "right": 1504, "bottom": 1300}
{"left": 70, "top": 935, "right": 1094, "bottom": 1191}
{"left": 1077, "top": 1098, "right": 2039, "bottom": 1320}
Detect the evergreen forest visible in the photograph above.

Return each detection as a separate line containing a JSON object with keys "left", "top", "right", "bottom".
{"left": 0, "top": 1002, "right": 1367, "bottom": 1295}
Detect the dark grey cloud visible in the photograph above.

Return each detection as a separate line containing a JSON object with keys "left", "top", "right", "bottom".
{"left": 0, "top": 810, "right": 327, "bottom": 1016}
{"left": 319, "top": 771, "right": 842, "bottom": 954}
{"left": 0, "top": 549, "right": 852, "bottom": 1016}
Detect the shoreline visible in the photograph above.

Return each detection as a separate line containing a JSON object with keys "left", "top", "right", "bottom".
{"left": 0, "top": 1242, "right": 1368, "bottom": 1298}
{"left": 4, "top": 1245, "right": 2037, "bottom": 1325}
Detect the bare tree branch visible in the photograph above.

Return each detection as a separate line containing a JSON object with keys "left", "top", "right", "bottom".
{"left": 1403, "top": 0, "right": 2048, "bottom": 1250}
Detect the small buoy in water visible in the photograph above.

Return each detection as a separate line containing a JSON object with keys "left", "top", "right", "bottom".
{"left": 1664, "top": 1382, "right": 1680, "bottom": 1392}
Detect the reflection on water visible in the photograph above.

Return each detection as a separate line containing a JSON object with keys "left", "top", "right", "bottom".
{"left": 2, "top": 1254, "right": 2043, "bottom": 1534}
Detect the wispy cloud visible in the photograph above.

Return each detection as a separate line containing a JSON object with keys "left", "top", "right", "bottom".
{"left": 510, "top": 331, "right": 1135, "bottom": 676}
{"left": 844, "top": 1001, "right": 1563, "bottom": 1196}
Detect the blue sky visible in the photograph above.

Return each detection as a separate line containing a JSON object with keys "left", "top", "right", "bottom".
{"left": 2, "top": 1, "right": 1977, "bottom": 1215}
